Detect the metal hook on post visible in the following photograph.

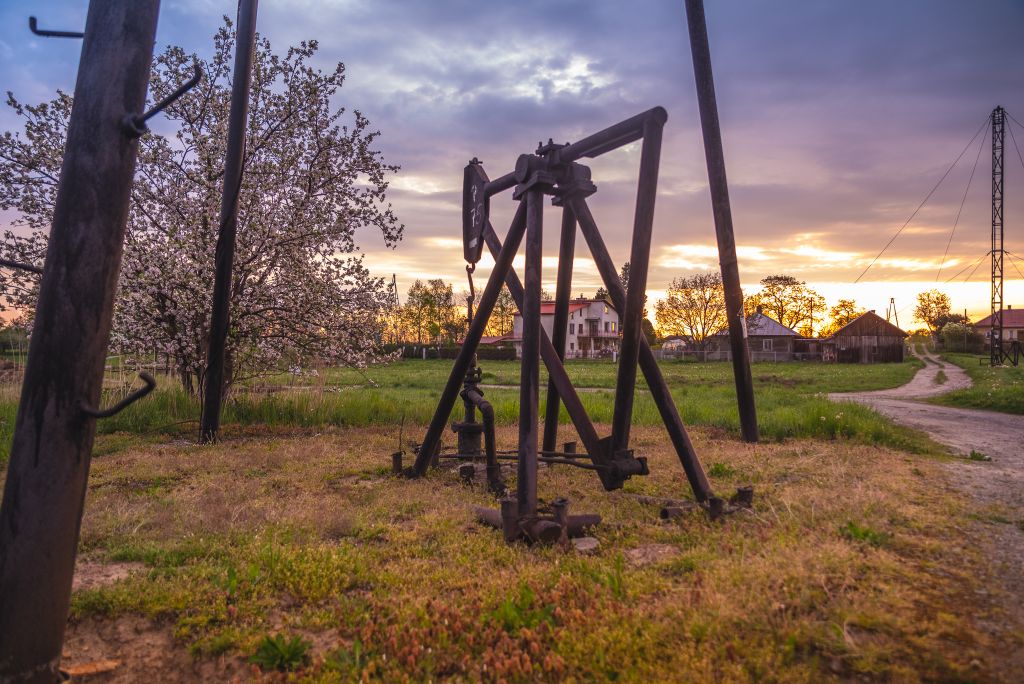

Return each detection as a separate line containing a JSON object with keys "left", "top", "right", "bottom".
{"left": 466, "top": 263, "right": 476, "bottom": 323}
{"left": 28, "top": 16, "right": 84, "bottom": 39}
{"left": 122, "top": 63, "right": 203, "bottom": 138}
{"left": 80, "top": 372, "right": 156, "bottom": 419}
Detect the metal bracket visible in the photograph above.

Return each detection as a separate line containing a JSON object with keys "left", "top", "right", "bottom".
{"left": 28, "top": 16, "right": 84, "bottom": 39}
{"left": 122, "top": 63, "right": 203, "bottom": 138}
{"left": 80, "top": 372, "right": 156, "bottom": 419}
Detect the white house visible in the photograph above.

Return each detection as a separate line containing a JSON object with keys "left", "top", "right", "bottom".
{"left": 511, "top": 298, "right": 620, "bottom": 359}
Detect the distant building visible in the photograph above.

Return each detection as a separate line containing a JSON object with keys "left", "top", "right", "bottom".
{"left": 661, "top": 334, "right": 691, "bottom": 351}
{"left": 511, "top": 298, "right": 620, "bottom": 359}
{"left": 822, "top": 310, "right": 907, "bottom": 363}
{"left": 975, "top": 306, "right": 1023, "bottom": 348}
{"left": 707, "top": 307, "right": 799, "bottom": 361}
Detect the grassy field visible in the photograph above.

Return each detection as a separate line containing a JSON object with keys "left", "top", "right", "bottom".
{"left": 59, "top": 426, "right": 1018, "bottom": 681}
{"left": 53, "top": 357, "right": 933, "bottom": 462}
{"left": 933, "top": 352, "right": 1024, "bottom": 414}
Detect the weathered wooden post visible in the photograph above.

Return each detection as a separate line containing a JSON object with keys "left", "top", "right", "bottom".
{"left": 0, "top": 1, "right": 162, "bottom": 679}
{"left": 200, "top": 0, "right": 259, "bottom": 442}
{"left": 684, "top": 0, "right": 759, "bottom": 442}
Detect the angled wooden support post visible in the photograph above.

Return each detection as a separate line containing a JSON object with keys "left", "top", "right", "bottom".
{"left": 0, "top": 1, "right": 162, "bottom": 679}
{"left": 542, "top": 206, "right": 577, "bottom": 453}
{"left": 684, "top": 0, "right": 759, "bottom": 442}
{"left": 413, "top": 203, "right": 529, "bottom": 475}
{"left": 571, "top": 197, "right": 713, "bottom": 502}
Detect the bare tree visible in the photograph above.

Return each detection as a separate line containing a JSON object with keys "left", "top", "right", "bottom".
{"left": 655, "top": 271, "right": 726, "bottom": 350}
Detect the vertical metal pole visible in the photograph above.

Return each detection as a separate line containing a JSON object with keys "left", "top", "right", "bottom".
{"left": 413, "top": 204, "right": 528, "bottom": 474}
{"left": 518, "top": 190, "right": 544, "bottom": 517}
{"left": 684, "top": 0, "right": 758, "bottom": 441}
{"left": 0, "top": 2, "right": 161, "bottom": 679}
{"left": 611, "top": 115, "right": 664, "bottom": 453}
{"left": 200, "top": 0, "right": 259, "bottom": 442}
{"left": 542, "top": 206, "right": 576, "bottom": 452}
{"left": 991, "top": 105, "right": 1005, "bottom": 366}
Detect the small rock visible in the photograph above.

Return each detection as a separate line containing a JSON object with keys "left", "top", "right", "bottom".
{"left": 572, "top": 536, "right": 600, "bottom": 554}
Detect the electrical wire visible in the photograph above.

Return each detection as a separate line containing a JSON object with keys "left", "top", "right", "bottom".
{"left": 1005, "top": 113, "right": 1024, "bottom": 176}
{"left": 936, "top": 123, "right": 987, "bottom": 281}
{"left": 961, "top": 251, "right": 989, "bottom": 283}
{"left": 855, "top": 114, "right": 992, "bottom": 283}
{"left": 1006, "top": 251, "right": 1024, "bottom": 282}
{"left": 942, "top": 251, "right": 990, "bottom": 284}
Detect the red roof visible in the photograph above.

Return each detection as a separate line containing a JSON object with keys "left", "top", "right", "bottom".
{"left": 539, "top": 301, "right": 589, "bottom": 315}
{"left": 976, "top": 307, "right": 1024, "bottom": 328}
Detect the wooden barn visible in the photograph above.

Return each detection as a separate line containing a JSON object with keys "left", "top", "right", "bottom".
{"left": 823, "top": 311, "right": 907, "bottom": 363}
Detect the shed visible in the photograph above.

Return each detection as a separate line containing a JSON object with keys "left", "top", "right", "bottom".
{"left": 823, "top": 311, "right": 907, "bottom": 363}
{"left": 708, "top": 308, "right": 799, "bottom": 361}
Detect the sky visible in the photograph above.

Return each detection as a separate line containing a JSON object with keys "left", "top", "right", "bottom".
{"left": 1, "top": 0, "right": 1023, "bottom": 328}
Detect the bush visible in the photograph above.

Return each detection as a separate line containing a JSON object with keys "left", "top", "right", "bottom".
{"left": 940, "top": 322, "right": 984, "bottom": 353}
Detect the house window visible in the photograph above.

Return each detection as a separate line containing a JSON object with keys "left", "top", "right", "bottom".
{"left": 762, "top": 339, "right": 773, "bottom": 351}
{"left": 570, "top": 342, "right": 575, "bottom": 351}
{"left": 569, "top": 323, "right": 574, "bottom": 334}
{"left": 612, "top": 322, "right": 616, "bottom": 332}
{"left": 604, "top": 305, "right": 609, "bottom": 314}
{"left": 604, "top": 321, "right": 610, "bottom": 332}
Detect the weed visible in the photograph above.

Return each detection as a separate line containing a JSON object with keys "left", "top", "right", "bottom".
{"left": 248, "top": 633, "right": 311, "bottom": 672}
{"left": 934, "top": 370, "right": 948, "bottom": 385}
{"left": 840, "top": 521, "right": 890, "bottom": 548}
{"left": 968, "top": 450, "right": 992, "bottom": 462}
{"left": 707, "top": 462, "right": 736, "bottom": 478}
{"left": 488, "top": 583, "right": 556, "bottom": 632}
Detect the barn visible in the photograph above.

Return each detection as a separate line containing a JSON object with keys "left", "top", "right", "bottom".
{"left": 823, "top": 311, "right": 907, "bottom": 363}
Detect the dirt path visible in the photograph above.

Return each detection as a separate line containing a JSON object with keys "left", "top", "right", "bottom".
{"left": 830, "top": 346, "right": 1024, "bottom": 663}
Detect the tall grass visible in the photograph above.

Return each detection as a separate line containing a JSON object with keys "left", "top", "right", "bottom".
{"left": 933, "top": 352, "right": 1024, "bottom": 414}
{"left": 0, "top": 357, "right": 937, "bottom": 467}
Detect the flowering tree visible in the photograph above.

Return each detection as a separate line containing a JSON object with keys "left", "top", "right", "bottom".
{"left": 0, "top": 20, "right": 402, "bottom": 393}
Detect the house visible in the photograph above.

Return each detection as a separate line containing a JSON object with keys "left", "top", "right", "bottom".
{"left": 974, "top": 306, "right": 1024, "bottom": 348}
{"left": 822, "top": 310, "right": 907, "bottom": 363}
{"left": 661, "top": 334, "right": 691, "bottom": 351}
{"left": 511, "top": 298, "right": 620, "bottom": 359}
{"left": 707, "top": 307, "right": 800, "bottom": 361}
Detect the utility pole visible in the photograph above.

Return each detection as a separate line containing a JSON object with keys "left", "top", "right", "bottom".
{"left": 200, "top": 0, "right": 259, "bottom": 442}
{"left": 683, "top": 0, "right": 758, "bottom": 441}
{"left": 990, "top": 105, "right": 1006, "bottom": 366}
{"left": 0, "top": 2, "right": 161, "bottom": 679}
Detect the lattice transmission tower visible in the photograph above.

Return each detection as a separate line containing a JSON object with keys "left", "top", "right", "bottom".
{"left": 990, "top": 106, "right": 1008, "bottom": 365}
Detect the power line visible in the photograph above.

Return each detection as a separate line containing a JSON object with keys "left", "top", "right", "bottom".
{"left": 1005, "top": 113, "right": 1024, "bottom": 175}
{"left": 1006, "top": 251, "right": 1024, "bottom": 282}
{"left": 962, "top": 250, "right": 989, "bottom": 282}
{"left": 855, "top": 114, "right": 992, "bottom": 283}
{"left": 943, "top": 250, "right": 990, "bottom": 284}
{"left": 936, "top": 122, "right": 988, "bottom": 281}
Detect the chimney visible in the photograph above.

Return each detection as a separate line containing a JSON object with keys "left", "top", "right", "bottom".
{"left": 755, "top": 305, "right": 763, "bottom": 315}
{"left": 1009, "top": 305, "right": 1013, "bottom": 311}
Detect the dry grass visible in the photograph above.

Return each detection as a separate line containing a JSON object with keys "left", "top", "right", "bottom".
{"left": 56, "top": 423, "right": 1019, "bottom": 682}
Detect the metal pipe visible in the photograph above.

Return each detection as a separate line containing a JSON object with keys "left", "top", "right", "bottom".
{"left": 465, "top": 388, "right": 502, "bottom": 492}
{"left": 482, "top": 223, "right": 604, "bottom": 462}
{"left": 517, "top": 189, "right": 544, "bottom": 517}
{"left": 485, "top": 171, "right": 517, "bottom": 197}
{"left": 611, "top": 117, "right": 664, "bottom": 453}
{"left": 0, "top": 2, "right": 161, "bottom": 679}
{"left": 200, "top": 0, "right": 259, "bottom": 443}
{"left": 684, "top": 0, "right": 758, "bottom": 442}
{"left": 553, "top": 107, "right": 667, "bottom": 164}
{"left": 543, "top": 206, "right": 577, "bottom": 452}
{"left": 571, "top": 197, "right": 713, "bottom": 501}
{"left": 413, "top": 203, "right": 528, "bottom": 474}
